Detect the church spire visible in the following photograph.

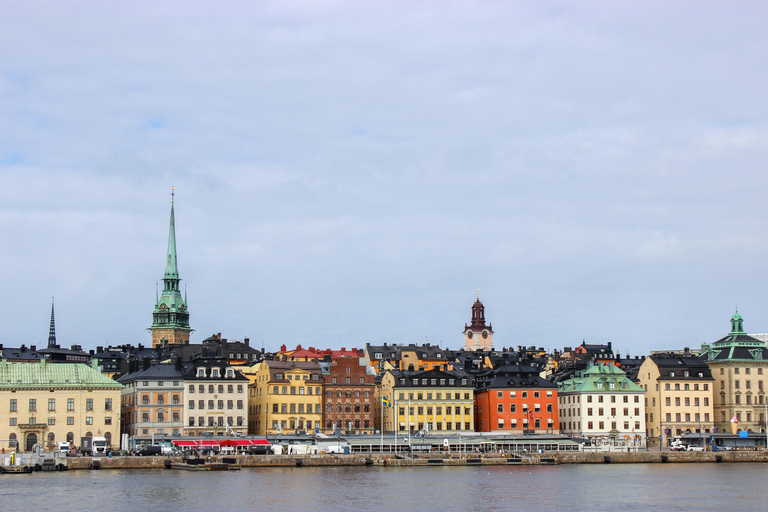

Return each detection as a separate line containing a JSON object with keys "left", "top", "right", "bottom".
{"left": 48, "top": 297, "right": 57, "bottom": 348}
{"left": 165, "top": 186, "right": 179, "bottom": 281}
{"left": 149, "top": 187, "right": 192, "bottom": 348}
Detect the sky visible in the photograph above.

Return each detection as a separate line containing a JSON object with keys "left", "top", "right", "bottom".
{"left": 1, "top": 1, "right": 767, "bottom": 356}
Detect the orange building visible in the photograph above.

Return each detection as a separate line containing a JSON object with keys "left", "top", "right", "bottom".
{"left": 474, "top": 364, "right": 558, "bottom": 433}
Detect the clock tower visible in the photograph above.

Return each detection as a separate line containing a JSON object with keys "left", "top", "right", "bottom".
{"left": 463, "top": 293, "right": 493, "bottom": 351}
{"left": 149, "top": 188, "right": 193, "bottom": 348}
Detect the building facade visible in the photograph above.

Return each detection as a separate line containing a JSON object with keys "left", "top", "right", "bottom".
{"left": 183, "top": 360, "right": 249, "bottom": 436}
{"left": 558, "top": 363, "right": 646, "bottom": 445}
{"left": 1, "top": 360, "right": 123, "bottom": 452}
{"left": 322, "top": 356, "right": 375, "bottom": 434}
{"left": 118, "top": 362, "right": 185, "bottom": 438}
{"left": 474, "top": 364, "right": 559, "bottom": 433}
{"left": 377, "top": 367, "right": 475, "bottom": 434}
{"left": 637, "top": 352, "right": 715, "bottom": 445}
{"left": 701, "top": 311, "right": 768, "bottom": 433}
{"left": 248, "top": 360, "right": 323, "bottom": 435}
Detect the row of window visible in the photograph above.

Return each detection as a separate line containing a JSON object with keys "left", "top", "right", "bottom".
{"left": 327, "top": 390, "right": 370, "bottom": 398}
{"left": 398, "top": 378, "right": 468, "bottom": 386}
{"left": 726, "top": 411, "right": 765, "bottom": 423}
{"left": 495, "top": 403, "right": 553, "bottom": 414}
{"left": 496, "top": 391, "right": 553, "bottom": 399}
{"left": 561, "top": 395, "right": 641, "bottom": 404}
{"left": 271, "top": 403, "right": 320, "bottom": 414}
{"left": 9, "top": 416, "right": 111, "bottom": 426}
{"left": 9, "top": 398, "right": 111, "bottom": 412}
{"left": 662, "top": 382, "right": 710, "bottom": 391}
{"left": 189, "top": 416, "right": 244, "bottom": 427}
{"left": 189, "top": 384, "right": 244, "bottom": 394}
{"left": 496, "top": 418, "right": 553, "bottom": 429}
{"left": 326, "top": 419, "right": 371, "bottom": 429}
{"left": 6, "top": 432, "right": 109, "bottom": 449}
{"left": 272, "top": 386, "right": 322, "bottom": 395}
{"left": 327, "top": 404, "right": 371, "bottom": 413}
{"left": 397, "top": 392, "right": 471, "bottom": 400}
{"left": 195, "top": 368, "right": 236, "bottom": 378}
{"left": 274, "top": 373, "right": 320, "bottom": 381}
{"left": 566, "top": 420, "right": 641, "bottom": 431}
{"left": 189, "top": 400, "right": 244, "bottom": 410}
{"left": 722, "top": 367, "right": 764, "bottom": 375}
{"left": 729, "top": 380, "right": 765, "bottom": 390}
{"left": 398, "top": 422, "right": 471, "bottom": 431}
{"left": 398, "top": 406, "right": 471, "bottom": 416}
{"left": 329, "top": 377, "right": 368, "bottom": 384}
{"left": 573, "top": 407, "right": 641, "bottom": 417}
{"left": 663, "top": 412, "right": 710, "bottom": 423}
{"left": 139, "top": 395, "right": 179, "bottom": 405}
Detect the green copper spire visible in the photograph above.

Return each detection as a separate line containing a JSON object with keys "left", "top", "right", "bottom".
{"left": 149, "top": 187, "right": 192, "bottom": 346}
{"left": 730, "top": 308, "right": 745, "bottom": 335}
{"left": 165, "top": 187, "right": 179, "bottom": 280}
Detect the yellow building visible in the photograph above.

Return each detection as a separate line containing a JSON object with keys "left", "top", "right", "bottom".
{"left": 248, "top": 360, "right": 323, "bottom": 435}
{"left": 1, "top": 359, "right": 123, "bottom": 452}
{"left": 377, "top": 367, "right": 474, "bottom": 434}
{"left": 637, "top": 353, "right": 715, "bottom": 445}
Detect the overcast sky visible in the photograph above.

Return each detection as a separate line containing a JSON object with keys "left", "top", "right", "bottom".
{"left": 1, "top": 1, "right": 767, "bottom": 356}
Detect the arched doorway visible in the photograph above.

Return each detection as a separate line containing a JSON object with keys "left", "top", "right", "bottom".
{"left": 26, "top": 433, "right": 38, "bottom": 452}
{"left": 105, "top": 432, "right": 112, "bottom": 448}
{"left": 66, "top": 432, "right": 74, "bottom": 443}
{"left": 8, "top": 433, "right": 17, "bottom": 450}
{"left": 48, "top": 432, "right": 56, "bottom": 447}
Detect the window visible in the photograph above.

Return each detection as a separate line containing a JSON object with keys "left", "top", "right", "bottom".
{"left": 67, "top": 417, "right": 74, "bottom": 425}
{"left": 9, "top": 418, "right": 16, "bottom": 426}
{"left": 10, "top": 399, "right": 18, "bottom": 412}
{"left": 48, "top": 398, "right": 55, "bottom": 411}
{"left": 86, "top": 417, "right": 93, "bottom": 425}
{"left": 48, "top": 418, "right": 55, "bottom": 426}
{"left": 29, "top": 399, "right": 36, "bottom": 411}
{"left": 105, "top": 417, "right": 113, "bottom": 425}
{"left": 105, "top": 398, "right": 112, "bottom": 410}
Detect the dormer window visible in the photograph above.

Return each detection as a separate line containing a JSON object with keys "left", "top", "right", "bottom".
{"left": 197, "top": 368, "right": 206, "bottom": 377}
{"left": 226, "top": 370, "right": 234, "bottom": 378}
{"left": 211, "top": 369, "right": 219, "bottom": 378}
{"left": 669, "top": 371, "right": 675, "bottom": 377}
{"left": 374, "top": 353, "right": 382, "bottom": 359}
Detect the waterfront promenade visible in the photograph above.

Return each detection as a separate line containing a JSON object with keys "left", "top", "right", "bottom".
{"left": 59, "top": 449, "right": 768, "bottom": 470}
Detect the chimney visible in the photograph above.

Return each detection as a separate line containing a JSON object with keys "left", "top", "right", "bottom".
{"left": 244, "top": 337, "right": 250, "bottom": 347}
{"left": 608, "top": 341, "right": 612, "bottom": 350}
{"left": 280, "top": 344, "right": 287, "bottom": 352}
{"left": 31, "top": 345, "right": 36, "bottom": 352}
{"left": 217, "top": 333, "right": 222, "bottom": 340}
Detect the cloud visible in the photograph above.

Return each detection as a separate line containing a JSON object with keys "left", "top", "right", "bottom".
{"left": 1, "top": 1, "right": 767, "bottom": 353}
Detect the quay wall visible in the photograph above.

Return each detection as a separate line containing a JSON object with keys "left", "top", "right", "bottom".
{"left": 63, "top": 451, "right": 768, "bottom": 470}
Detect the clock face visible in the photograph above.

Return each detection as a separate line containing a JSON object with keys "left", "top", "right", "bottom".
{"left": 160, "top": 304, "right": 167, "bottom": 310}
{"left": 467, "top": 331, "right": 473, "bottom": 339}
{"left": 482, "top": 330, "right": 488, "bottom": 339}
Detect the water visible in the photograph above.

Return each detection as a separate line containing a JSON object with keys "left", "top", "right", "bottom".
{"left": 2, "top": 463, "right": 767, "bottom": 511}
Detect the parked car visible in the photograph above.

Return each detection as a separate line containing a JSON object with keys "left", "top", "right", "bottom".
{"left": 137, "top": 445, "right": 163, "bottom": 456}
{"left": 686, "top": 445, "right": 705, "bottom": 452}
{"left": 669, "top": 441, "right": 686, "bottom": 451}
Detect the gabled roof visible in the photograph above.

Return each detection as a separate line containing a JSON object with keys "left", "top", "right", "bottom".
{"left": 558, "top": 363, "right": 643, "bottom": 394}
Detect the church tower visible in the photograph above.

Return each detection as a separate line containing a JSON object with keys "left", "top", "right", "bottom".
{"left": 149, "top": 188, "right": 193, "bottom": 348}
{"left": 463, "top": 292, "right": 494, "bottom": 351}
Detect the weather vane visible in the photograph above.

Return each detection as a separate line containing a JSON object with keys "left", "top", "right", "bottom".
{"left": 171, "top": 186, "right": 175, "bottom": 204}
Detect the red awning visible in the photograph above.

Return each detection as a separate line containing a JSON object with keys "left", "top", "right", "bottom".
{"left": 172, "top": 439, "right": 271, "bottom": 447}
{"left": 171, "top": 440, "right": 221, "bottom": 447}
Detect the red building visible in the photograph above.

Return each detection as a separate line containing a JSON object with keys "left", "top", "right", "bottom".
{"left": 474, "top": 364, "right": 559, "bottom": 433}
{"left": 322, "top": 356, "right": 376, "bottom": 434}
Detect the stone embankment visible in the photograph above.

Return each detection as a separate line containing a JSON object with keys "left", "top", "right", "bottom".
{"left": 63, "top": 450, "right": 768, "bottom": 470}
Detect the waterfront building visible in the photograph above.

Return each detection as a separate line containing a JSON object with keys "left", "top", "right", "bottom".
{"left": 636, "top": 351, "right": 715, "bottom": 445}
{"left": 149, "top": 190, "right": 192, "bottom": 348}
{"left": 474, "top": 363, "right": 559, "bottom": 433}
{"left": 118, "top": 362, "right": 186, "bottom": 438}
{"left": 701, "top": 311, "right": 768, "bottom": 433}
{"left": 558, "top": 363, "right": 646, "bottom": 445}
{"left": 182, "top": 359, "right": 249, "bottom": 436}
{"left": 377, "top": 367, "right": 474, "bottom": 434}
{"left": 276, "top": 344, "right": 362, "bottom": 362}
{"left": 322, "top": 356, "right": 376, "bottom": 434}
{"left": 463, "top": 294, "right": 494, "bottom": 351}
{"left": 0, "top": 359, "right": 123, "bottom": 452}
{"left": 247, "top": 360, "right": 323, "bottom": 435}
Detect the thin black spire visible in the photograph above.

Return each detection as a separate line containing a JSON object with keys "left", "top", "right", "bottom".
{"left": 48, "top": 297, "right": 57, "bottom": 348}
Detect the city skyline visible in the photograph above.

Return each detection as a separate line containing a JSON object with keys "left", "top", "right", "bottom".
{"left": 1, "top": 2, "right": 767, "bottom": 353}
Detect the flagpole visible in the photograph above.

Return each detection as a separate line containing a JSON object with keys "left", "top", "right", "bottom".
{"left": 380, "top": 394, "right": 384, "bottom": 455}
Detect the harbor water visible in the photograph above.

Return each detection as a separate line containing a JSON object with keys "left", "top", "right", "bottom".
{"left": 2, "top": 463, "right": 767, "bottom": 511}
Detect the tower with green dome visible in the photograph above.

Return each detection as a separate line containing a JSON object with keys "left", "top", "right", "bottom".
{"left": 149, "top": 188, "right": 193, "bottom": 348}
